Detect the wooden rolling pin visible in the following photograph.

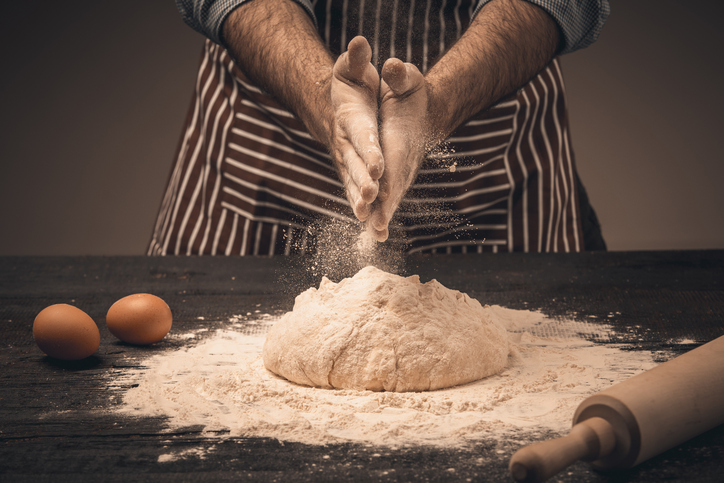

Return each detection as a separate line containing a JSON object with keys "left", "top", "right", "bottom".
{"left": 509, "top": 334, "right": 724, "bottom": 482}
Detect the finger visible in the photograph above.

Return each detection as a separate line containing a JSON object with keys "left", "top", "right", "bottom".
{"left": 374, "top": 227, "right": 389, "bottom": 242}
{"left": 340, "top": 143, "right": 379, "bottom": 203}
{"left": 355, "top": 195, "right": 372, "bottom": 221}
{"left": 335, "top": 37, "right": 373, "bottom": 83}
{"left": 366, "top": 149, "right": 384, "bottom": 180}
{"left": 337, "top": 108, "right": 385, "bottom": 181}
{"left": 382, "top": 60, "right": 426, "bottom": 98}
{"left": 337, "top": 162, "right": 372, "bottom": 221}
{"left": 381, "top": 58, "right": 408, "bottom": 95}
{"left": 366, "top": 219, "right": 389, "bottom": 242}
{"left": 376, "top": 174, "right": 390, "bottom": 202}
{"left": 367, "top": 201, "right": 391, "bottom": 240}
{"left": 368, "top": 181, "right": 402, "bottom": 232}
{"left": 352, "top": 130, "right": 384, "bottom": 181}
{"left": 347, "top": 36, "right": 373, "bottom": 79}
{"left": 369, "top": 203, "right": 391, "bottom": 232}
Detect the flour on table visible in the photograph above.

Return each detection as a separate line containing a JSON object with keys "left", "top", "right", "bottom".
{"left": 112, "top": 280, "right": 661, "bottom": 449}
{"left": 263, "top": 266, "right": 508, "bottom": 392}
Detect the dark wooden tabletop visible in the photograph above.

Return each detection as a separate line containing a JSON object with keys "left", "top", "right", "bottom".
{"left": 1, "top": 251, "right": 723, "bottom": 482}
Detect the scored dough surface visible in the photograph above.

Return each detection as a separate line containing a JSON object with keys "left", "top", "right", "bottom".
{"left": 262, "top": 266, "right": 509, "bottom": 392}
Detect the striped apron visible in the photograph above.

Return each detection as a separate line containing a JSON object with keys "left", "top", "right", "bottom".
{"left": 149, "top": 0, "right": 585, "bottom": 256}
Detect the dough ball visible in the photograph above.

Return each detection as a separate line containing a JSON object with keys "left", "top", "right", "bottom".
{"left": 263, "top": 266, "right": 509, "bottom": 392}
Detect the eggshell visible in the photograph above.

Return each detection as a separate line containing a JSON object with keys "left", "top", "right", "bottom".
{"left": 106, "top": 293, "right": 172, "bottom": 345}
{"left": 33, "top": 304, "right": 101, "bottom": 360}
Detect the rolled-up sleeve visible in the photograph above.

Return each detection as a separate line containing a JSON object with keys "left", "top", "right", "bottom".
{"left": 176, "top": 0, "right": 317, "bottom": 46}
{"left": 473, "top": 0, "right": 611, "bottom": 55}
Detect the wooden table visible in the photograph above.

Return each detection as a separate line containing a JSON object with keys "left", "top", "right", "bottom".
{"left": 1, "top": 252, "right": 723, "bottom": 482}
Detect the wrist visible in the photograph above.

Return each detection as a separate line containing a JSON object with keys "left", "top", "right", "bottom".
{"left": 298, "top": 68, "right": 335, "bottom": 148}
{"left": 423, "top": 77, "right": 477, "bottom": 151}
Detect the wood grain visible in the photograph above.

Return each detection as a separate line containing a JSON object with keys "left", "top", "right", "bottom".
{"left": 1, "top": 252, "right": 723, "bottom": 481}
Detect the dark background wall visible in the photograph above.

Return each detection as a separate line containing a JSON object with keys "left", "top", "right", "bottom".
{"left": 1, "top": 0, "right": 722, "bottom": 255}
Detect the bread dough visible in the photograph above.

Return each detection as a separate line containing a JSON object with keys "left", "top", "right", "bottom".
{"left": 262, "top": 266, "right": 509, "bottom": 392}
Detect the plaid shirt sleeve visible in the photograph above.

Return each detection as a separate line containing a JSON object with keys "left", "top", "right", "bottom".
{"left": 473, "top": 0, "right": 610, "bottom": 55}
{"left": 175, "top": 0, "right": 317, "bottom": 46}
{"left": 176, "top": 0, "right": 607, "bottom": 54}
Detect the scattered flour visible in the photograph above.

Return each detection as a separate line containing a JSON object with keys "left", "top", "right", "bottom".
{"left": 157, "top": 445, "right": 216, "bottom": 462}
{"left": 115, "top": 304, "right": 659, "bottom": 448}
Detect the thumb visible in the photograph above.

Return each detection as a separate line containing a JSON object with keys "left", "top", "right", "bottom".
{"left": 346, "top": 36, "right": 373, "bottom": 80}
{"left": 381, "top": 58, "right": 409, "bottom": 95}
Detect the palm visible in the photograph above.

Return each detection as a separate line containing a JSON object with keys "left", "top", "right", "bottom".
{"left": 330, "top": 36, "right": 383, "bottom": 221}
{"left": 368, "top": 59, "right": 429, "bottom": 241}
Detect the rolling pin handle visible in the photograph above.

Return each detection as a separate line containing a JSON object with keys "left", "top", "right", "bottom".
{"left": 508, "top": 417, "right": 616, "bottom": 482}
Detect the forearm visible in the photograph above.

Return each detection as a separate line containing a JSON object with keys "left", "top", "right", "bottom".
{"left": 425, "top": 0, "right": 560, "bottom": 144}
{"left": 222, "top": 0, "right": 334, "bottom": 146}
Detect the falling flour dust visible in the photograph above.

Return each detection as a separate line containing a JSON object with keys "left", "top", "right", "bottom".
{"left": 113, "top": 303, "right": 664, "bottom": 450}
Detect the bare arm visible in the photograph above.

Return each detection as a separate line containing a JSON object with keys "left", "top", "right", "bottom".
{"left": 425, "top": 0, "right": 561, "bottom": 143}
{"left": 222, "top": 0, "right": 334, "bottom": 145}
{"left": 369, "top": 0, "right": 561, "bottom": 240}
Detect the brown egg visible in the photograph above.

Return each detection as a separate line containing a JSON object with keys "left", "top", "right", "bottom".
{"left": 33, "top": 304, "right": 101, "bottom": 360}
{"left": 106, "top": 293, "right": 172, "bottom": 345}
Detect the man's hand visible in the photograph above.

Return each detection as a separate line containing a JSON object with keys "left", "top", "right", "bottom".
{"left": 222, "top": 0, "right": 559, "bottom": 241}
{"left": 368, "top": 58, "right": 429, "bottom": 241}
{"left": 367, "top": 0, "right": 561, "bottom": 241}
{"left": 224, "top": 3, "right": 382, "bottom": 223}
{"left": 330, "top": 37, "right": 384, "bottom": 221}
